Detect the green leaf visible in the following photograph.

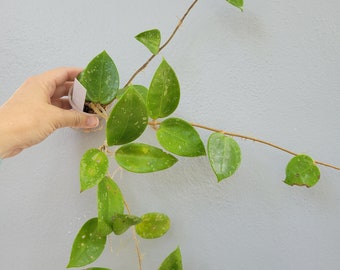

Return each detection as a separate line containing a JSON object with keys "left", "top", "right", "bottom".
{"left": 135, "top": 29, "right": 161, "bottom": 55}
{"left": 112, "top": 214, "right": 142, "bottom": 235}
{"left": 132, "top": 85, "right": 148, "bottom": 102}
{"left": 97, "top": 177, "right": 124, "bottom": 236}
{"left": 80, "top": 149, "right": 108, "bottom": 192}
{"left": 78, "top": 50, "right": 119, "bottom": 105}
{"left": 67, "top": 218, "right": 106, "bottom": 268}
{"left": 147, "top": 59, "right": 180, "bottom": 119}
{"left": 158, "top": 247, "right": 183, "bottom": 270}
{"left": 135, "top": 212, "right": 170, "bottom": 239}
{"left": 115, "top": 143, "right": 178, "bottom": 173}
{"left": 117, "top": 85, "right": 148, "bottom": 102}
{"left": 284, "top": 155, "right": 320, "bottom": 187}
{"left": 157, "top": 118, "right": 206, "bottom": 157}
{"left": 106, "top": 86, "right": 148, "bottom": 146}
{"left": 226, "top": 0, "right": 244, "bottom": 11}
{"left": 207, "top": 133, "right": 241, "bottom": 182}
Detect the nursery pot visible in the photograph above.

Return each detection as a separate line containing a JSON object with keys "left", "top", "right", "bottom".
{"left": 68, "top": 86, "right": 105, "bottom": 132}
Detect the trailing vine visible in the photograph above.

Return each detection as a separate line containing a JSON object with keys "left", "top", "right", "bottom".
{"left": 66, "top": 0, "right": 339, "bottom": 269}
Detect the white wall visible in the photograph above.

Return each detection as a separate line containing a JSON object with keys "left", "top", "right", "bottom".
{"left": 1, "top": 0, "right": 340, "bottom": 269}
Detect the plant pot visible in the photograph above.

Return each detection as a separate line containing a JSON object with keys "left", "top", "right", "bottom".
{"left": 68, "top": 87, "right": 105, "bottom": 132}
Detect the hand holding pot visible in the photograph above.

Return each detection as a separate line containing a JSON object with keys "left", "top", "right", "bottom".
{"left": 0, "top": 67, "right": 99, "bottom": 158}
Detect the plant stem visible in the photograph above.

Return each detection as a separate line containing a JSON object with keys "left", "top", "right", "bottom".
{"left": 88, "top": 103, "right": 109, "bottom": 120}
{"left": 149, "top": 121, "right": 340, "bottom": 171}
{"left": 124, "top": 200, "right": 143, "bottom": 270}
{"left": 192, "top": 122, "right": 340, "bottom": 170}
{"left": 124, "top": 0, "right": 199, "bottom": 88}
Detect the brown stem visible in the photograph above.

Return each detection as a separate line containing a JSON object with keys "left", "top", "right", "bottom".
{"left": 149, "top": 120, "right": 158, "bottom": 131}
{"left": 124, "top": 200, "right": 143, "bottom": 270}
{"left": 124, "top": 0, "right": 199, "bottom": 88}
{"left": 149, "top": 121, "right": 340, "bottom": 171}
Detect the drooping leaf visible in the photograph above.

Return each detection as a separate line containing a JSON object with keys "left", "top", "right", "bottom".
{"left": 147, "top": 59, "right": 180, "bottom": 119}
{"left": 226, "top": 0, "right": 243, "bottom": 11}
{"left": 112, "top": 213, "right": 142, "bottom": 235}
{"left": 158, "top": 247, "right": 183, "bottom": 270}
{"left": 67, "top": 218, "right": 106, "bottom": 268}
{"left": 135, "top": 212, "right": 170, "bottom": 239}
{"left": 80, "top": 149, "right": 108, "bottom": 192}
{"left": 116, "top": 85, "right": 148, "bottom": 102}
{"left": 106, "top": 86, "right": 148, "bottom": 146}
{"left": 135, "top": 29, "right": 161, "bottom": 55}
{"left": 207, "top": 133, "right": 241, "bottom": 182}
{"left": 97, "top": 177, "right": 124, "bottom": 236}
{"left": 78, "top": 50, "right": 119, "bottom": 105}
{"left": 284, "top": 155, "right": 320, "bottom": 187}
{"left": 157, "top": 118, "right": 206, "bottom": 157}
{"left": 115, "top": 143, "right": 178, "bottom": 173}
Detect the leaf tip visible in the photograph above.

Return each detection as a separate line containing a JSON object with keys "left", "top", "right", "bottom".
{"left": 66, "top": 261, "right": 73, "bottom": 268}
{"left": 226, "top": 0, "right": 244, "bottom": 11}
{"left": 217, "top": 177, "right": 224, "bottom": 183}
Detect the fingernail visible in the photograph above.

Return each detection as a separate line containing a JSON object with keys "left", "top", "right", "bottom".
{"left": 86, "top": 116, "right": 99, "bottom": 127}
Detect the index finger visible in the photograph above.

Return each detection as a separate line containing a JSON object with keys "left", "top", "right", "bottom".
{"left": 38, "top": 67, "right": 83, "bottom": 95}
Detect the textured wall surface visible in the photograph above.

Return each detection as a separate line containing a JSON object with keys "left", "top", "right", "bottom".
{"left": 1, "top": 1, "right": 340, "bottom": 269}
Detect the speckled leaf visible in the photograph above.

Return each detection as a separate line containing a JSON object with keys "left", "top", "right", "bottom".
{"left": 80, "top": 149, "right": 108, "bottom": 192}
{"left": 135, "top": 212, "right": 170, "bottom": 239}
{"left": 116, "top": 85, "right": 148, "bottom": 102}
{"left": 135, "top": 29, "right": 161, "bottom": 55}
{"left": 208, "top": 133, "right": 241, "bottom": 182}
{"left": 157, "top": 118, "right": 206, "bottom": 157}
{"left": 226, "top": 0, "right": 243, "bottom": 11}
{"left": 284, "top": 155, "right": 320, "bottom": 187}
{"left": 97, "top": 177, "right": 124, "bottom": 236}
{"left": 115, "top": 143, "right": 178, "bottom": 173}
{"left": 67, "top": 218, "right": 106, "bottom": 268}
{"left": 147, "top": 59, "right": 180, "bottom": 119}
{"left": 106, "top": 86, "right": 148, "bottom": 146}
{"left": 132, "top": 85, "right": 148, "bottom": 102}
{"left": 112, "top": 214, "right": 142, "bottom": 235}
{"left": 158, "top": 247, "right": 183, "bottom": 270}
{"left": 78, "top": 50, "right": 119, "bottom": 104}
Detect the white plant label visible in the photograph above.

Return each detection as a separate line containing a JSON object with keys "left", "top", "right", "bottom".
{"left": 71, "top": 78, "right": 87, "bottom": 111}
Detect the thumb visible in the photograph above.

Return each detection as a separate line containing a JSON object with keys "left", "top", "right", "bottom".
{"left": 57, "top": 109, "right": 99, "bottom": 129}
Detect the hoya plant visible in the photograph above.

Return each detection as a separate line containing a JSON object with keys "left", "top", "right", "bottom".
{"left": 66, "top": 0, "right": 339, "bottom": 269}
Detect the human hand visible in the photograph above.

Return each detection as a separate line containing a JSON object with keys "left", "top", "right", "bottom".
{"left": 0, "top": 67, "right": 99, "bottom": 158}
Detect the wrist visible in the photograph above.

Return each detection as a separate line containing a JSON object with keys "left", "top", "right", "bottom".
{"left": 0, "top": 126, "right": 14, "bottom": 159}
{"left": 0, "top": 106, "right": 22, "bottom": 158}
